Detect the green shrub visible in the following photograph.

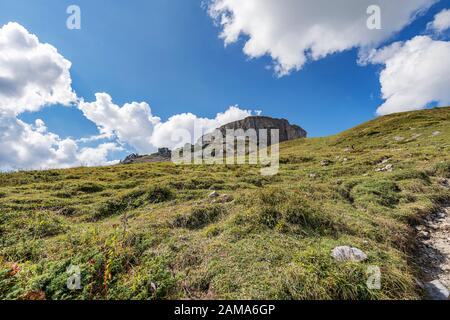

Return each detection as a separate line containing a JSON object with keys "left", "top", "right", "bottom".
{"left": 109, "top": 255, "right": 178, "bottom": 299}
{"left": 351, "top": 180, "right": 401, "bottom": 208}
{"left": 258, "top": 188, "right": 289, "bottom": 206}
{"left": 94, "top": 198, "right": 128, "bottom": 220}
{"left": 8, "top": 211, "right": 66, "bottom": 239}
{"left": 283, "top": 200, "right": 332, "bottom": 231}
{"left": 92, "top": 189, "right": 145, "bottom": 220}
{"left": 241, "top": 175, "right": 276, "bottom": 187}
{"left": 53, "top": 191, "right": 74, "bottom": 198}
{"left": 258, "top": 207, "right": 282, "bottom": 229}
{"left": 76, "top": 182, "right": 105, "bottom": 193}
{"left": 432, "top": 161, "right": 450, "bottom": 178}
{"left": 174, "top": 205, "right": 226, "bottom": 229}
{"left": 57, "top": 206, "right": 78, "bottom": 216}
{"left": 391, "top": 170, "right": 430, "bottom": 183}
{"left": 170, "top": 177, "right": 224, "bottom": 190}
{"left": 146, "top": 185, "right": 174, "bottom": 203}
{"left": 279, "top": 156, "right": 315, "bottom": 164}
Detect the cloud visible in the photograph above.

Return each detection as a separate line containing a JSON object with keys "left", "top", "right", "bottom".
{"left": 77, "top": 143, "right": 122, "bottom": 167}
{"left": 0, "top": 113, "right": 121, "bottom": 171}
{"left": 208, "top": 0, "right": 436, "bottom": 76}
{"left": 0, "top": 22, "right": 119, "bottom": 171}
{"left": 78, "top": 93, "right": 161, "bottom": 154}
{"left": 428, "top": 8, "right": 450, "bottom": 33}
{"left": 0, "top": 22, "right": 76, "bottom": 115}
{"left": 363, "top": 36, "right": 450, "bottom": 115}
{"left": 79, "top": 93, "right": 256, "bottom": 152}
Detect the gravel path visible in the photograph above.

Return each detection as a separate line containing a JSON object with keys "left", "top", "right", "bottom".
{"left": 416, "top": 206, "right": 450, "bottom": 300}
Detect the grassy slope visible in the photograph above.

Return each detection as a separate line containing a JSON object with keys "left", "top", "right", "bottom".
{"left": 1, "top": 107, "right": 449, "bottom": 300}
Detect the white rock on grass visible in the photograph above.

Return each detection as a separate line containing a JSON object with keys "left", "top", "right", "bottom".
{"left": 209, "top": 191, "right": 219, "bottom": 198}
{"left": 331, "top": 246, "right": 368, "bottom": 262}
{"left": 375, "top": 164, "right": 394, "bottom": 172}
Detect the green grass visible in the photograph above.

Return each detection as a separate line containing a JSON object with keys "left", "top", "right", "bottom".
{"left": 0, "top": 107, "right": 450, "bottom": 300}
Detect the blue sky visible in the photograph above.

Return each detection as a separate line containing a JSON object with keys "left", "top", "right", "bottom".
{"left": 0, "top": 0, "right": 449, "bottom": 169}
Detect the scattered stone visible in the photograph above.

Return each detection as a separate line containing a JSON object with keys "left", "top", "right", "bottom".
{"left": 209, "top": 191, "right": 219, "bottom": 198}
{"left": 432, "top": 131, "right": 441, "bottom": 137}
{"left": 438, "top": 178, "right": 449, "bottom": 188}
{"left": 223, "top": 194, "right": 233, "bottom": 202}
{"left": 216, "top": 194, "right": 234, "bottom": 204}
{"left": 393, "top": 136, "right": 404, "bottom": 142}
{"left": 210, "top": 192, "right": 234, "bottom": 204}
{"left": 375, "top": 164, "right": 394, "bottom": 172}
{"left": 437, "top": 211, "right": 446, "bottom": 219}
{"left": 149, "top": 282, "right": 157, "bottom": 294}
{"left": 415, "top": 225, "right": 425, "bottom": 232}
{"left": 320, "top": 159, "right": 332, "bottom": 166}
{"left": 417, "top": 231, "right": 430, "bottom": 240}
{"left": 309, "top": 173, "right": 318, "bottom": 179}
{"left": 424, "top": 280, "right": 449, "bottom": 300}
{"left": 331, "top": 246, "right": 368, "bottom": 262}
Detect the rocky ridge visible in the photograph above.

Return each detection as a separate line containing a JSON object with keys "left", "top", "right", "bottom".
{"left": 122, "top": 116, "right": 307, "bottom": 164}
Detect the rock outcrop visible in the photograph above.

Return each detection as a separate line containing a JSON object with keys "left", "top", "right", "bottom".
{"left": 197, "top": 116, "right": 307, "bottom": 150}
{"left": 121, "top": 116, "right": 306, "bottom": 164}
{"left": 121, "top": 148, "right": 171, "bottom": 165}
{"left": 215, "top": 116, "right": 307, "bottom": 144}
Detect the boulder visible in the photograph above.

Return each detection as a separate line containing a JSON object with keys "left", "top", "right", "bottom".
{"left": 331, "top": 246, "right": 368, "bottom": 262}
{"left": 424, "top": 280, "right": 449, "bottom": 300}
{"left": 217, "top": 116, "right": 307, "bottom": 144}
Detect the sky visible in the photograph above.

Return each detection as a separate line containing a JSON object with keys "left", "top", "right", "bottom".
{"left": 0, "top": 0, "right": 449, "bottom": 170}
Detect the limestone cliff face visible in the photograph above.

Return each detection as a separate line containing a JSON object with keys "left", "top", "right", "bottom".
{"left": 215, "top": 116, "right": 307, "bottom": 143}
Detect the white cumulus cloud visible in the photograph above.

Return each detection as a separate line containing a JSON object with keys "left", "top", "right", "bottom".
{"left": 363, "top": 36, "right": 450, "bottom": 115}
{"left": 0, "top": 113, "right": 121, "bottom": 171}
{"left": 0, "top": 22, "right": 76, "bottom": 115}
{"left": 208, "top": 0, "right": 436, "bottom": 76}
{"left": 428, "top": 8, "right": 450, "bottom": 32}
{"left": 78, "top": 93, "right": 161, "bottom": 154}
